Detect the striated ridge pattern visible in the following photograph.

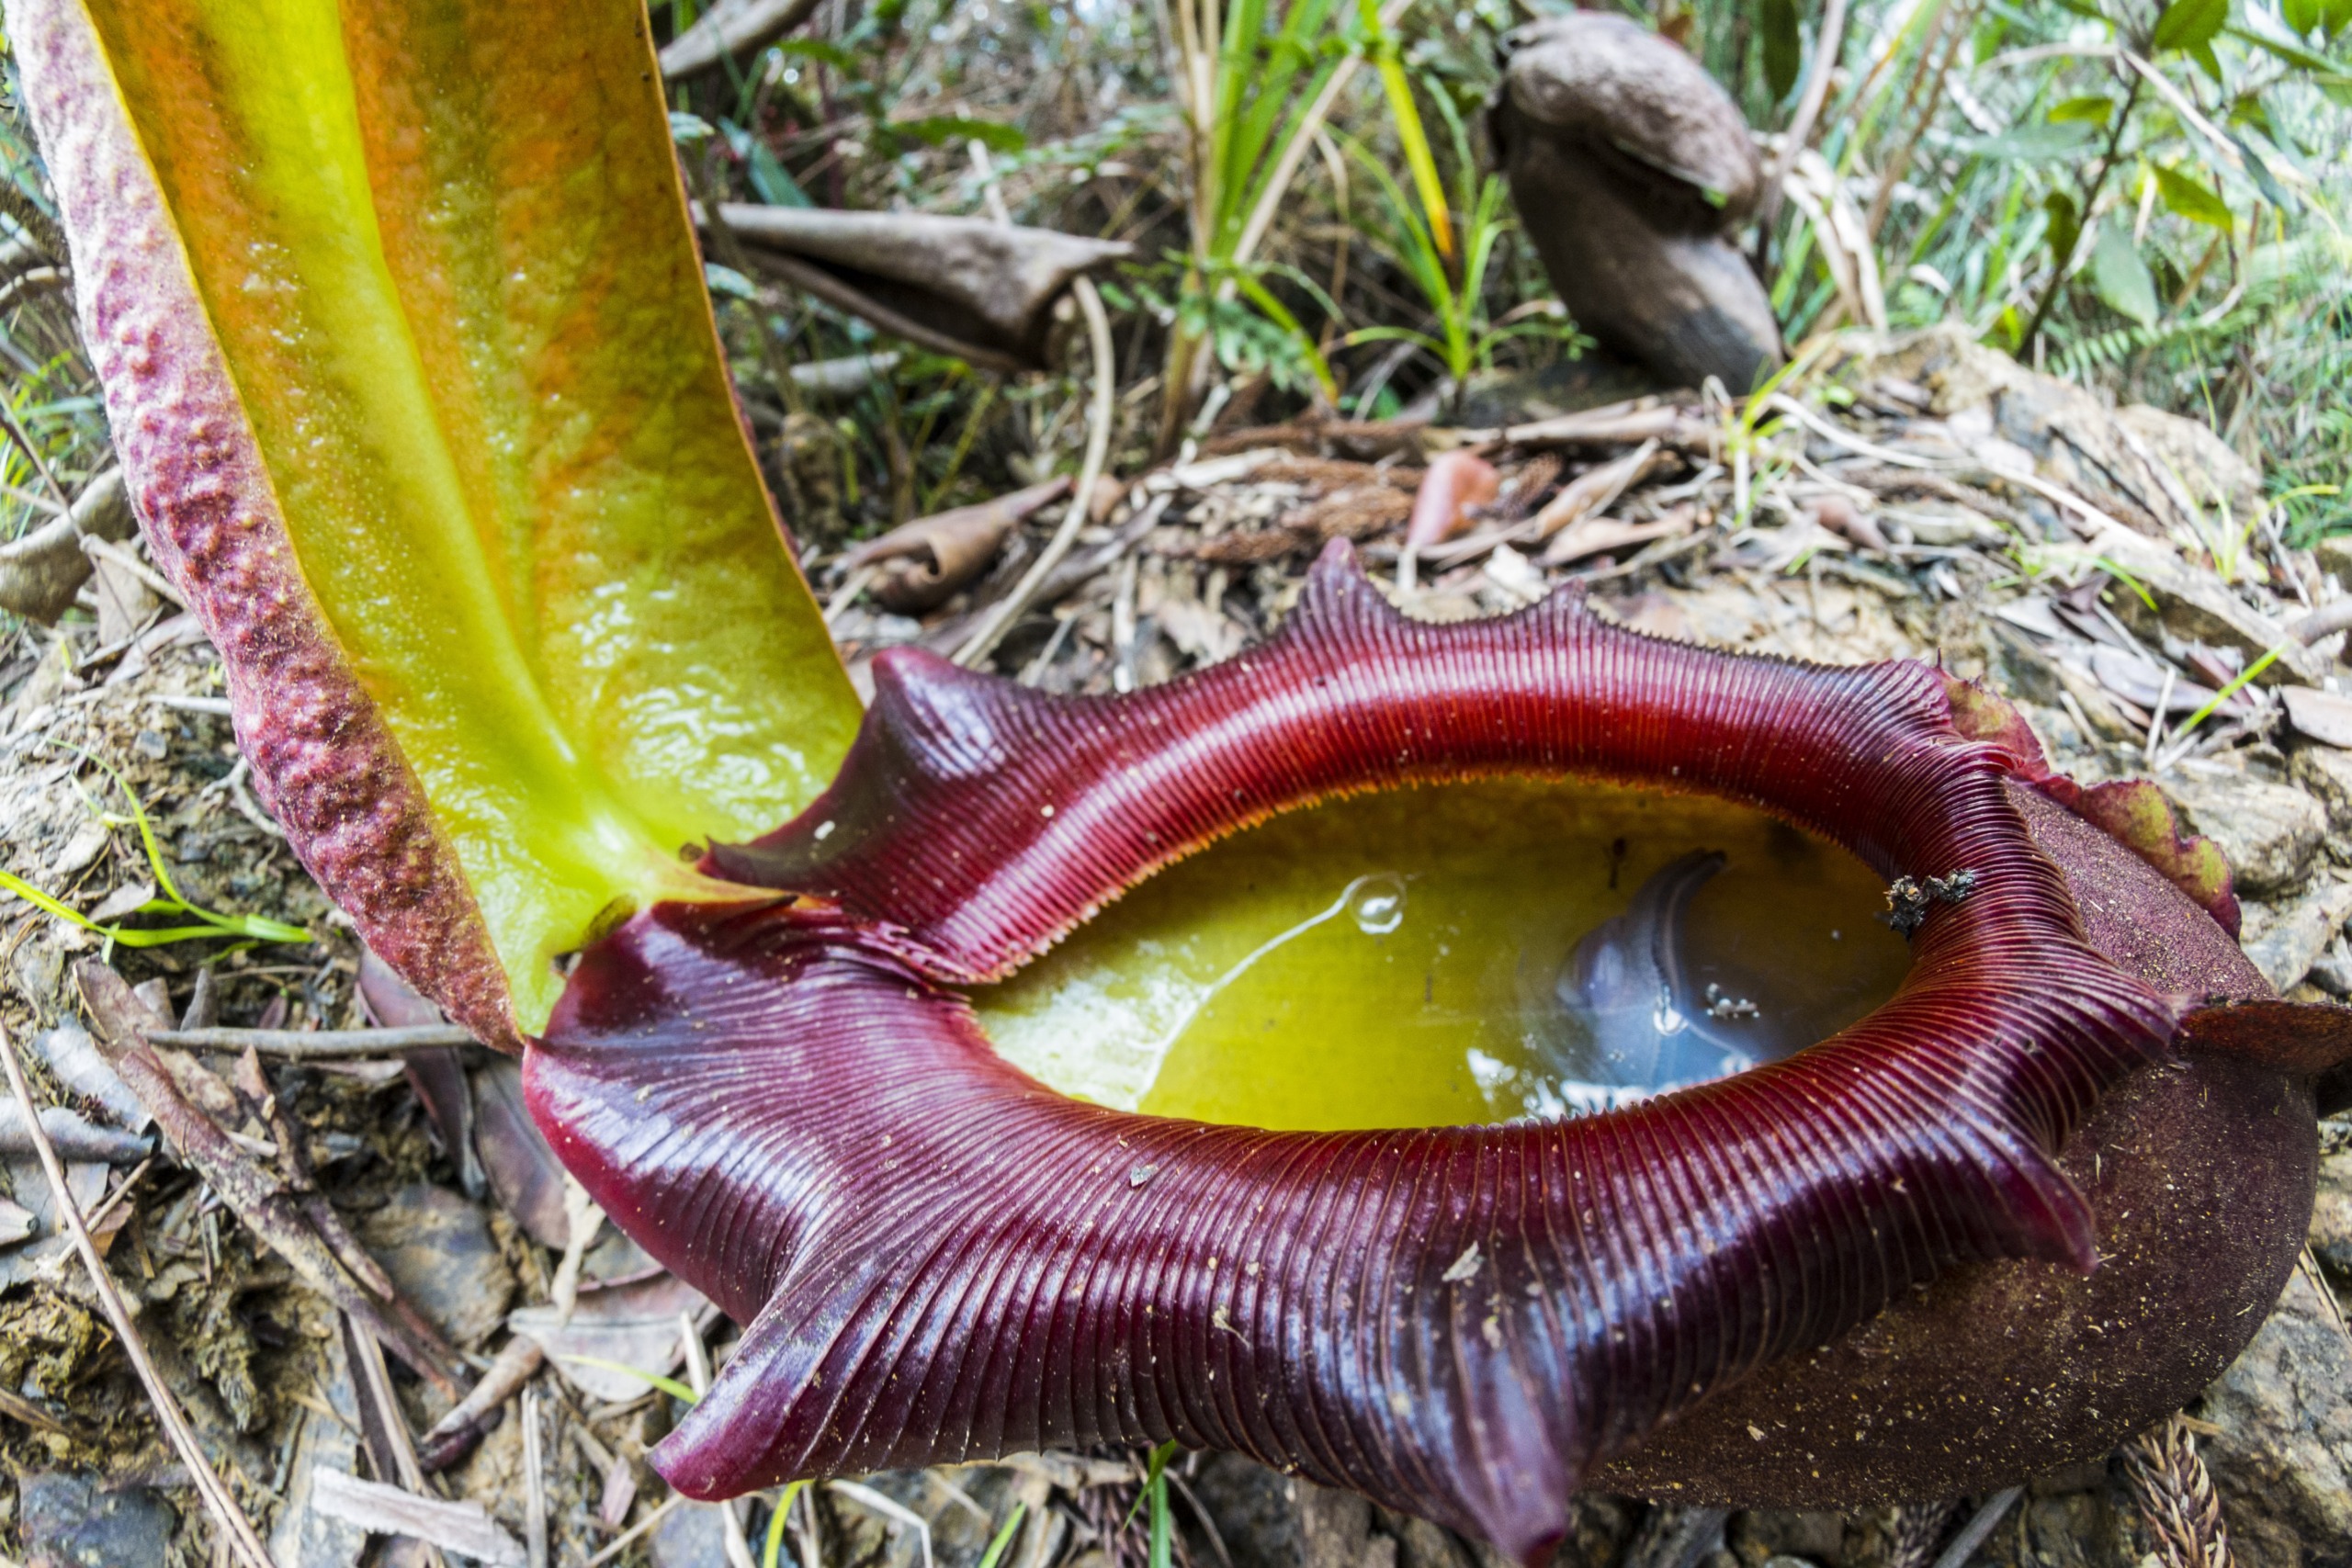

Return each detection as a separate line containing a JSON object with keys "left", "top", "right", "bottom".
{"left": 531, "top": 545, "right": 2180, "bottom": 1562}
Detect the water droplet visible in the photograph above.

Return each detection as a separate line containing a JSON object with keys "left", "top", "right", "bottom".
{"left": 1349, "top": 874, "right": 1407, "bottom": 935}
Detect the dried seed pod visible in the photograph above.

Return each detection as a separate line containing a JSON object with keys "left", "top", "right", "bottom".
{"left": 1491, "top": 15, "right": 1783, "bottom": 393}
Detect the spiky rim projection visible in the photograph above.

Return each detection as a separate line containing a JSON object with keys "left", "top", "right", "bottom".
{"left": 527, "top": 545, "right": 2188, "bottom": 1563}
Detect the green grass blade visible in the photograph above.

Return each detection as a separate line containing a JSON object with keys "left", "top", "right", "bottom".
{"left": 1147, "top": 1440, "right": 1178, "bottom": 1568}
{"left": 1230, "top": 269, "right": 1338, "bottom": 397}
{"left": 1124, "top": 1438, "right": 1182, "bottom": 1527}
{"left": 555, "top": 1355, "right": 700, "bottom": 1404}
{"left": 977, "top": 1501, "right": 1029, "bottom": 1568}
{"left": 763, "top": 1480, "right": 808, "bottom": 1568}
{"left": 2176, "top": 642, "right": 2285, "bottom": 735}
{"left": 0, "top": 867, "right": 114, "bottom": 934}
{"left": 1357, "top": 0, "right": 1451, "bottom": 258}
{"left": 1342, "top": 325, "right": 1445, "bottom": 354}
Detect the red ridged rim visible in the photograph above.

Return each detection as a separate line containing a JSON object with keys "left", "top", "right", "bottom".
{"left": 526, "top": 543, "right": 2178, "bottom": 1562}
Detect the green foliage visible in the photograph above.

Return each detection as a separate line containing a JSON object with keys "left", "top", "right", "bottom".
{"left": 1341, "top": 158, "right": 1520, "bottom": 395}
{"left": 889, "top": 116, "right": 1027, "bottom": 155}
{"left": 2153, "top": 163, "right": 2234, "bottom": 225}
{"left": 1113, "top": 271, "right": 1337, "bottom": 398}
{"left": 1359, "top": 0, "right": 1453, "bottom": 258}
{"left": 0, "top": 749, "right": 314, "bottom": 952}
{"left": 1661, "top": 0, "right": 2352, "bottom": 548}
{"left": 2152, "top": 0, "right": 2230, "bottom": 55}
{"left": 1191, "top": 0, "right": 1351, "bottom": 265}
{"left": 723, "top": 119, "right": 811, "bottom": 207}
{"left": 1141, "top": 1439, "right": 1179, "bottom": 1568}
{"left": 1336, "top": 78, "right": 1582, "bottom": 407}
{"left": 2090, "top": 220, "right": 2160, "bottom": 325}
{"left": 2044, "top": 189, "right": 2083, "bottom": 269}
{"left": 622, "top": 0, "right": 2352, "bottom": 553}
{"left": 2050, "top": 94, "right": 2118, "bottom": 123}
{"left": 976, "top": 1501, "right": 1028, "bottom": 1568}
{"left": 1176, "top": 0, "right": 1483, "bottom": 412}
{"left": 1762, "top": 0, "right": 1805, "bottom": 101}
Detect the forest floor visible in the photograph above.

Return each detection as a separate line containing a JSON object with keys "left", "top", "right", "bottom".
{"left": 2, "top": 322, "right": 2349, "bottom": 1568}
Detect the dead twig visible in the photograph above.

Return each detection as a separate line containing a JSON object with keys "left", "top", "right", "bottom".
{"left": 78, "top": 1152, "right": 153, "bottom": 1235}
{"left": 0, "top": 467, "right": 138, "bottom": 624}
{"left": 345, "top": 1312, "right": 430, "bottom": 1488}
{"left": 147, "top": 1023, "right": 476, "bottom": 1056}
{"left": 78, "top": 965, "right": 469, "bottom": 1396}
{"left": 523, "top": 1385, "right": 550, "bottom": 1568}
{"left": 240, "top": 1043, "right": 473, "bottom": 1392}
{"left": 794, "top": 1467, "right": 830, "bottom": 1568}
{"left": 1027, "top": 489, "right": 1170, "bottom": 611}
{"left": 751, "top": 248, "right": 1029, "bottom": 375}
{"left": 1930, "top": 1488, "right": 2024, "bottom": 1568}
{"left": 232, "top": 1052, "right": 390, "bottom": 1303}
{"left": 0, "top": 1018, "right": 277, "bottom": 1568}
{"left": 2290, "top": 597, "right": 2352, "bottom": 646}
{"left": 1464, "top": 401, "right": 1693, "bottom": 453}
{"left": 582, "top": 1495, "right": 685, "bottom": 1568}
{"left": 660, "top": 0, "right": 825, "bottom": 79}
{"left": 0, "top": 1382, "right": 82, "bottom": 1438}
{"left": 1166, "top": 1471, "right": 1233, "bottom": 1568}
{"left": 956, "top": 275, "right": 1119, "bottom": 668}
{"left": 78, "top": 533, "right": 184, "bottom": 606}
{"left": 1756, "top": 0, "right": 1850, "bottom": 234}
{"left": 311, "top": 1469, "right": 526, "bottom": 1566}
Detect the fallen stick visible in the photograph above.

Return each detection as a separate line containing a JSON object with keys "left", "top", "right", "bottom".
{"left": 0, "top": 1100, "right": 153, "bottom": 1162}
{"left": 146, "top": 1024, "right": 475, "bottom": 1056}
{"left": 0, "top": 1019, "right": 277, "bottom": 1568}
{"left": 311, "top": 1468, "right": 526, "bottom": 1567}
{"left": 955, "top": 276, "right": 1118, "bottom": 670}
{"left": 582, "top": 1495, "right": 684, "bottom": 1568}
{"left": 0, "top": 467, "right": 138, "bottom": 623}
{"left": 78, "top": 965, "right": 468, "bottom": 1397}
{"left": 1930, "top": 1488, "right": 2023, "bottom": 1568}
{"left": 1473, "top": 403, "right": 1698, "bottom": 452}
{"left": 659, "top": 0, "right": 823, "bottom": 80}
{"left": 119, "top": 1040, "right": 466, "bottom": 1394}
{"left": 2290, "top": 598, "right": 2352, "bottom": 646}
